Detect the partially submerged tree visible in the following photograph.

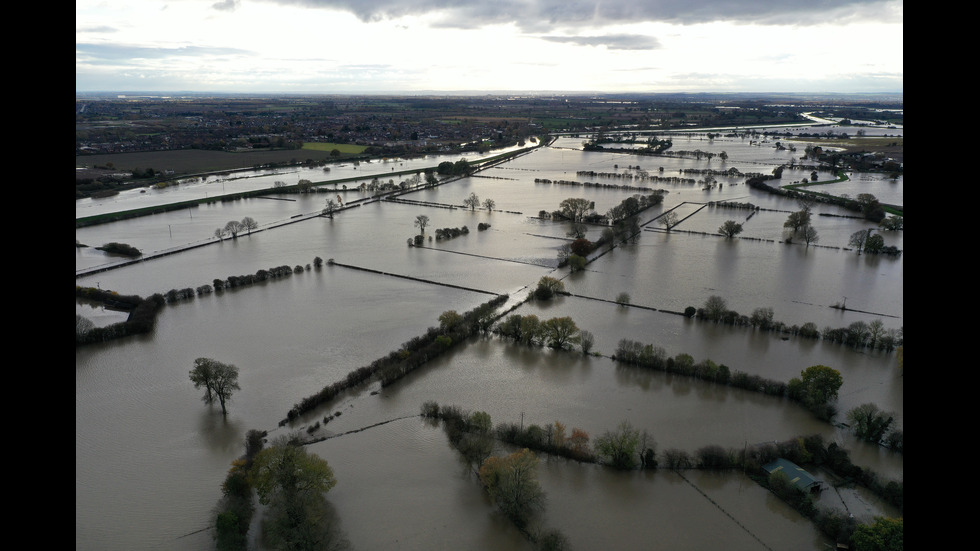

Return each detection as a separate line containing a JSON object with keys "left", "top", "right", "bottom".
{"left": 240, "top": 216, "right": 258, "bottom": 235}
{"left": 558, "top": 198, "right": 594, "bottom": 223}
{"left": 789, "top": 364, "right": 843, "bottom": 414}
{"left": 414, "top": 214, "right": 430, "bottom": 235}
{"left": 189, "top": 357, "right": 241, "bottom": 415}
{"left": 248, "top": 436, "right": 342, "bottom": 550}
{"left": 718, "top": 220, "right": 743, "bottom": 238}
{"left": 594, "top": 421, "right": 641, "bottom": 470}
{"left": 224, "top": 220, "right": 244, "bottom": 239}
{"left": 463, "top": 192, "right": 480, "bottom": 211}
{"left": 849, "top": 229, "right": 873, "bottom": 254}
{"left": 541, "top": 316, "right": 581, "bottom": 349}
{"left": 847, "top": 403, "right": 895, "bottom": 444}
{"left": 801, "top": 224, "right": 819, "bottom": 246}
{"left": 534, "top": 276, "right": 565, "bottom": 300}
{"left": 659, "top": 211, "right": 679, "bottom": 231}
{"left": 478, "top": 448, "right": 544, "bottom": 527}
{"left": 784, "top": 210, "right": 811, "bottom": 234}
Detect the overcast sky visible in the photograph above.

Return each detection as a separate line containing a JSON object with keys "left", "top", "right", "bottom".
{"left": 76, "top": 0, "right": 903, "bottom": 94}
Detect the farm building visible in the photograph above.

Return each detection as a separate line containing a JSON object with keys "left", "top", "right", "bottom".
{"left": 763, "top": 458, "right": 823, "bottom": 493}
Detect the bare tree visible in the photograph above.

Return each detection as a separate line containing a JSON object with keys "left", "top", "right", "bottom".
{"left": 801, "top": 225, "right": 819, "bottom": 246}
{"left": 224, "top": 220, "right": 244, "bottom": 239}
{"left": 659, "top": 211, "right": 679, "bottom": 232}
{"left": 414, "top": 214, "right": 430, "bottom": 235}
{"left": 240, "top": 216, "right": 258, "bottom": 235}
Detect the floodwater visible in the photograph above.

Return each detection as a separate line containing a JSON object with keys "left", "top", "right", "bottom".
{"left": 76, "top": 129, "right": 902, "bottom": 550}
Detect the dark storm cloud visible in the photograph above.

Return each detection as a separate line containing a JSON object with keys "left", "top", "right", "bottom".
{"left": 261, "top": 0, "right": 898, "bottom": 29}
{"left": 537, "top": 34, "right": 660, "bottom": 50}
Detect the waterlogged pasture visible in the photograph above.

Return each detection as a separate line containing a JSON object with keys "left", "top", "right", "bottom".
{"left": 76, "top": 134, "right": 902, "bottom": 550}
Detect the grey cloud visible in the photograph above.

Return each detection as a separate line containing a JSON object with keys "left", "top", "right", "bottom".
{"left": 537, "top": 34, "right": 660, "bottom": 50}
{"left": 262, "top": 0, "right": 900, "bottom": 29}
{"left": 76, "top": 43, "right": 252, "bottom": 64}
{"left": 212, "top": 0, "right": 240, "bottom": 11}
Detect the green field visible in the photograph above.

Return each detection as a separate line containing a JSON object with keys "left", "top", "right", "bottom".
{"left": 301, "top": 142, "right": 368, "bottom": 154}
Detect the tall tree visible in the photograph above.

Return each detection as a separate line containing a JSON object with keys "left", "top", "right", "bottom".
{"left": 189, "top": 357, "right": 241, "bottom": 415}
{"left": 463, "top": 192, "right": 480, "bottom": 211}
{"left": 240, "top": 217, "right": 258, "bottom": 235}
{"left": 414, "top": 214, "right": 430, "bottom": 235}
{"left": 801, "top": 224, "right": 819, "bottom": 246}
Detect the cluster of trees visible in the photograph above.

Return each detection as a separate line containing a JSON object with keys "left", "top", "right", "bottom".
{"left": 544, "top": 193, "right": 666, "bottom": 230}
{"left": 215, "top": 217, "right": 258, "bottom": 240}
{"left": 846, "top": 403, "right": 903, "bottom": 452}
{"left": 434, "top": 226, "right": 469, "bottom": 240}
{"left": 461, "top": 192, "right": 496, "bottom": 211}
{"left": 783, "top": 197, "right": 820, "bottom": 246}
{"left": 420, "top": 403, "right": 569, "bottom": 549}
{"left": 213, "top": 431, "right": 346, "bottom": 551}
{"left": 494, "top": 313, "right": 582, "bottom": 350}
{"left": 878, "top": 215, "right": 903, "bottom": 231}
{"left": 687, "top": 296, "right": 903, "bottom": 351}
{"left": 820, "top": 320, "right": 903, "bottom": 350}
{"left": 95, "top": 241, "right": 142, "bottom": 257}
{"left": 284, "top": 296, "right": 508, "bottom": 423}
{"left": 848, "top": 228, "right": 900, "bottom": 255}
{"left": 436, "top": 159, "right": 472, "bottom": 176}
{"left": 75, "top": 287, "right": 165, "bottom": 346}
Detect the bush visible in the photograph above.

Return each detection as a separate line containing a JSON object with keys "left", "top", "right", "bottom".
{"left": 97, "top": 242, "right": 142, "bottom": 257}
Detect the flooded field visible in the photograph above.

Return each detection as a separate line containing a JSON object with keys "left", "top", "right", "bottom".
{"left": 76, "top": 129, "right": 902, "bottom": 550}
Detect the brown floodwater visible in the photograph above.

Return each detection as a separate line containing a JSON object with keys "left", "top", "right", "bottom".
{"left": 76, "top": 133, "right": 902, "bottom": 550}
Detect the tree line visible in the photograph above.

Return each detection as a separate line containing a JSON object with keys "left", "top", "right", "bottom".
{"left": 75, "top": 286, "right": 165, "bottom": 346}
{"left": 282, "top": 295, "right": 509, "bottom": 424}
{"left": 686, "top": 295, "right": 903, "bottom": 352}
